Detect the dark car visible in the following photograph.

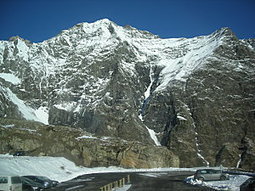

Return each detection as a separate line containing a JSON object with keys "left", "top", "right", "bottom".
{"left": 194, "top": 169, "right": 229, "bottom": 181}
{"left": 34, "top": 176, "right": 59, "bottom": 187}
{"left": 240, "top": 177, "right": 255, "bottom": 191}
{"left": 21, "top": 177, "right": 44, "bottom": 191}
{"left": 21, "top": 176, "right": 58, "bottom": 190}
{"left": 13, "top": 151, "right": 26, "bottom": 156}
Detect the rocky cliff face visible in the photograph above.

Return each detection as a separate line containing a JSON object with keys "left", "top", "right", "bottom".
{"left": 0, "top": 19, "right": 254, "bottom": 170}
{"left": 0, "top": 118, "right": 179, "bottom": 168}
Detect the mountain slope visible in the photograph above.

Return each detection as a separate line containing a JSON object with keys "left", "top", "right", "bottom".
{"left": 0, "top": 19, "right": 254, "bottom": 169}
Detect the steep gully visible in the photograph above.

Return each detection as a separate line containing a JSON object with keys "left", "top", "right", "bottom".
{"left": 138, "top": 65, "right": 161, "bottom": 146}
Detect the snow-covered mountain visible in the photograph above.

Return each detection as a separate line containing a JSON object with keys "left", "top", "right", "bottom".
{"left": 0, "top": 19, "right": 254, "bottom": 169}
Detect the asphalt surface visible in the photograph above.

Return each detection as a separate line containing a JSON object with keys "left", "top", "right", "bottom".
{"left": 47, "top": 171, "right": 217, "bottom": 191}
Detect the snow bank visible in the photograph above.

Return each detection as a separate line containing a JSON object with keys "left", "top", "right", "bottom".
{"left": 0, "top": 155, "right": 84, "bottom": 182}
{"left": 0, "top": 154, "right": 197, "bottom": 182}
{"left": 185, "top": 175, "right": 250, "bottom": 191}
{"left": 0, "top": 155, "right": 142, "bottom": 182}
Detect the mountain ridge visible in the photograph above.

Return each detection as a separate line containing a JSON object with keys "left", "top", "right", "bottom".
{"left": 0, "top": 19, "right": 254, "bottom": 170}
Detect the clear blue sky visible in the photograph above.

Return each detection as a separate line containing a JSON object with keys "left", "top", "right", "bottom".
{"left": 1, "top": 0, "right": 255, "bottom": 42}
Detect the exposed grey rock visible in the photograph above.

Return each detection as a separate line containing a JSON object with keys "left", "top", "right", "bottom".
{"left": 0, "top": 118, "right": 179, "bottom": 168}
{"left": 0, "top": 20, "right": 254, "bottom": 170}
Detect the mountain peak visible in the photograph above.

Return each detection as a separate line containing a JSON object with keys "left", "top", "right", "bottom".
{"left": 218, "top": 27, "right": 235, "bottom": 36}
{"left": 212, "top": 27, "right": 238, "bottom": 41}
{"left": 1, "top": 19, "right": 254, "bottom": 170}
{"left": 8, "top": 36, "right": 32, "bottom": 45}
{"left": 94, "top": 18, "right": 115, "bottom": 25}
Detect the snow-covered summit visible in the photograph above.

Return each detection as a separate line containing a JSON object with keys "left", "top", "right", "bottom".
{"left": 0, "top": 20, "right": 249, "bottom": 122}
{"left": 0, "top": 19, "right": 247, "bottom": 125}
{"left": 0, "top": 19, "right": 254, "bottom": 170}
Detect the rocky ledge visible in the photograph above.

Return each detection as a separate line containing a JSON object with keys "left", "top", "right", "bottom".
{"left": 0, "top": 118, "right": 179, "bottom": 168}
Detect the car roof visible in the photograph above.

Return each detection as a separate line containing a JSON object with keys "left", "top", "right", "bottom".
{"left": 23, "top": 175, "right": 38, "bottom": 178}
{"left": 0, "top": 175, "right": 20, "bottom": 177}
{"left": 197, "top": 169, "right": 220, "bottom": 171}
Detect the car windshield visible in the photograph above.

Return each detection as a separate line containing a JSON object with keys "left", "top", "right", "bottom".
{"left": 198, "top": 169, "right": 221, "bottom": 174}
{"left": 37, "top": 176, "right": 50, "bottom": 181}
{"left": 22, "top": 177, "right": 43, "bottom": 186}
{"left": 0, "top": 177, "right": 8, "bottom": 184}
{"left": 11, "top": 177, "right": 21, "bottom": 184}
{"left": 25, "top": 176, "right": 50, "bottom": 183}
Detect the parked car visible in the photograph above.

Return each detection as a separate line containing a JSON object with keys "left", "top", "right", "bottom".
{"left": 21, "top": 176, "right": 58, "bottom": 190}
{"left": 194, "top": 169, "right": 229, "bottom": 181}
{"left": 13, "top": 151, "right": 26, "bottom": 156}
{"left": 34, "top": 176, "right": 58, "bottom": 187}
{"left": 21, "top": 177, "right": 42, "bottom": 191}
{"left": 0, "top": 175, "right": 22, "bottom": 191}
{"left": 240, "top": 177, "right": 255, "bottom": 191}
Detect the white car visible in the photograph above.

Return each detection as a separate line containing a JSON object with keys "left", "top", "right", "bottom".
{"left": 0, "top": 176, "right": 22, "bottom": 191}
{"left": 194, "top": 169, "right": 229, "bottom": 181}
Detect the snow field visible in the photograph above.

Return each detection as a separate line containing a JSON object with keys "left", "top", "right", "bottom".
{"left": 0, "top": 87, "right": 49, "bottom": 124}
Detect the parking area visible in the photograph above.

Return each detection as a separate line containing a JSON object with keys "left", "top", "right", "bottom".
{"left": 47, "top": 171, "right": 216, "bottom": 191}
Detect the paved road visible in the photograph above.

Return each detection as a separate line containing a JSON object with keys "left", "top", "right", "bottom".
{"left": 48, "top": 171, "right": 216, "bottom": 191}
